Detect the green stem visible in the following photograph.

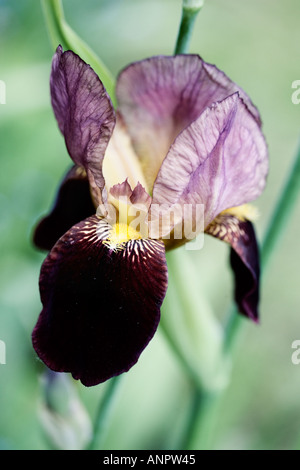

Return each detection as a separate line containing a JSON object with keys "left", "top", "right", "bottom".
{"left": 159, "top": 316, "right": 202, "bottom": 390}
{"left": 161, "top": 248, "right": 224, "bottom": 392}
{"left": 260, "top": 139, "right": 300, "bottom": 268}
{"left": 41, "top": 0, "right": 64, "bottom": 49}
{"left": 181, "top": 388, "right": 206, "bottom": 449}
{"left": 41, "top": 0, "right": 116, "bottom": 106}
{"left": 174, "top": 4, "right": 202, "bottom": 55}
{"left": 176, "top": 387, "right": 221, "bottom": 450}
{"left": 86, "top": 375, "right": 123, "bottom": 450}
{"left": 161, "top": 248, "right": 227, "bottom": 450}
{"left": 223, "top": 305, "right": 244, "bottom": 355}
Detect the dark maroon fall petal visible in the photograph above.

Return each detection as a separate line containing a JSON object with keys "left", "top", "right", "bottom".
{"left": 50, "top": 46, "right": 116, "bottom": 199}
{"left": 33, "top": 165, "right": 95, "bottom": 251}
{"left": 229, "top": 223, "right": 260, "bottom": 322}
{"left": 205, "top": 214, "right": 260, "bottom": 322}
{"left": 32, "top": 216, "right": 168, "bottom": 386}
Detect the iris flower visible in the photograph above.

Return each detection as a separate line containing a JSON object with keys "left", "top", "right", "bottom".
{"left": 32, "top": 46, "right": 268, "bottom": 387}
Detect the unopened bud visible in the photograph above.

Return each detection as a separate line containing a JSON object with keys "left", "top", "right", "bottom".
{"left": 38, "top": 371, "right": 92, "bottom": 450}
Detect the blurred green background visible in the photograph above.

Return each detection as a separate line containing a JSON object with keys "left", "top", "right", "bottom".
{"left": 0, "top": 0, "right": 300, "bottom": 450}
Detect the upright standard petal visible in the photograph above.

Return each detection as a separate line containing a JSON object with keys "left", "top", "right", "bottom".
{"left": 151, "top": 93, "right": 268, "bottom": 236}
{"left": 205, "top": 211, "right": 260, "bottom": 322}
{"left": 32, "top": 216, "right": 168, "bottom": 386}
{"left": 116, "top": 55, "right": 261, "bottom": 189}
{"left": 33, "top": 165, "right": 95, "bottom": 251}
{"left": 50, "top": 46, "right": 116, "bottom": 200}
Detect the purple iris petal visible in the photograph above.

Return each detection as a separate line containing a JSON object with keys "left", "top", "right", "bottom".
{"left": 151, "top": 93, "right": 268, "bottom": 230}
{"left": 32, "top": 215, "right": 168, "bottom": 386}
{"left": 116, "top": 54, "right": 262, "bottom": 188}
{"left": 205, "top": 214, "right": 260, "bottom": 322}
{"left": 33, "top": 165, "right": 95, "bottom": 251}
{"left": 50, "top": 46, "right": 116, "bottom": 200}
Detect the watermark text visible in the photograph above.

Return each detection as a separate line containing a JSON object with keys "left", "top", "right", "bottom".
{"left": 96, "top": 200, "right": 205, "bottom": 250}
{"left": 291, "top": 340, "right": 300, "bottom": 365}
{"left": 0, "top": 339, "right": 6, "bottom": 365}
{"left": 0, "top": 80, "right": 6, "bottom": 104}
{"left": 291, "top": 80, "right": 300, "bottom": 105}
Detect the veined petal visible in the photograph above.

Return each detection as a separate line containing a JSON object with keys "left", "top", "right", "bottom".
{"left": 109, "top": 180, "right": 151, "bottom": 210}
{"left": 116, "top": 55, "right": 261, "bottom": 190}
{"left": 50, "top": 46, "right": 116, "bottom": 201}
{"left": 32, "top": 216, "right": 168, "bottom": 387}
{"left": 105, "top": 180, "right": 151, "bottom": 237}
{"left": 205, "top": 211, "right": 260, "bottom": 322}
{"left": 151, "top": 93, "right": 268, "bottom": 233}
{"left": 33, "top": 165, "right": 95, "bottom": 251}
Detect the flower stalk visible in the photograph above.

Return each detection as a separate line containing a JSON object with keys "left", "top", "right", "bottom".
{"left": 261, "top": 139, "right": 300, "bottom": 268}
{"left": 87, "top": 376, "right": 123, "bottom": 450}
{"left": 174, "top": 0, "right": 204, "bottom": 55}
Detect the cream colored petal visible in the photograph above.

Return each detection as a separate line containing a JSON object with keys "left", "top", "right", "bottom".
{"left": 102, "top": 116, "right": 148, "bottom": 195}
